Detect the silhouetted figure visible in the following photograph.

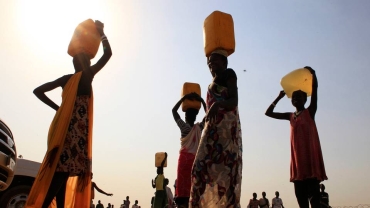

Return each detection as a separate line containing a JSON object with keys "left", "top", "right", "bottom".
{"left": 272, "top": 191, "right": 284, "bottom": 208}
{"left": 96, "top": 200, "right": 104, "bottom": 208}
{"left": 132, "top": 200, "right": 139, "bottom": 208}
{"left": 248, "top": 193, "right": 259, "bottom": 208}
{"left": 91, "top": 173, "right": 113, "bottom": 206}
{"left": 27, "top": 20, "right": 112, "bottom": 208}
{"left": 152, "top": 152, "right": 168, "bottom": 208}
{"left": 265, "top": 66, "right": 327, "bottom": 208}
{"left": 189, "top": 49, "right": 243, "bottom": 208}
{"left": 124, "top": 196, "right": 131, "bottom": 208}
{"left": 107, "top": 203, "right": 112, "bottom": 208}
{"left": 320, "top": 184, "right": 330, "bottom": 208}
{"left": 172, "top": 92, "right": 206, "bottom": 208}
{"left": 165, "top": 178, "right": 174, "bottom": 208}
{"left": 259, "top": 191, "right": 270, "bottom": 208}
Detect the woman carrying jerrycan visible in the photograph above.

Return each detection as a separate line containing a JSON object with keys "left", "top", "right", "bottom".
{"left": 265, "top": 66, "right": 328, "bottom": 208}
{"left": 26, "top": 19, "right": 112, "bottom": 208}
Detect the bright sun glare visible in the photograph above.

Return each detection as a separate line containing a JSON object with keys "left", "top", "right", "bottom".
{"left": 16, "top": 1, "right": 104, "bottom": 53}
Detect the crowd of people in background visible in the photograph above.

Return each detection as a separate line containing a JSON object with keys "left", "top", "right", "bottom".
{"left": 246, "top": 184, "right": 330, "bottom": 208}
{"left": 91, "top": 196, "right": 141, "bottom": 208}
{"left": 247, "top": 191, "right": 284, "bottom": 208}
{"left": 88, "top": 182, "right": 330, "bottom": 208}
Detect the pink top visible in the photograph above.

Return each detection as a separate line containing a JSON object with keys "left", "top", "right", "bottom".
{"left": 290, "top": 109, "right": 328, "bottom": 182}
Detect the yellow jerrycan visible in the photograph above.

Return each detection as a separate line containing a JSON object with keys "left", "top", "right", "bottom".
{"left": 203, "top": 11, "right": 235, "bottom": 57}
{"left": 155, "top": 152, "right": 167, "bottom": 167}
{"left": 181, "top": 82, "right": 201, "bottom": 112}
{"left": 68, "top": 19, "right": 101, "bottom": 59}
{"left": 280, "top": 68, "right": 312, "bottom": 98}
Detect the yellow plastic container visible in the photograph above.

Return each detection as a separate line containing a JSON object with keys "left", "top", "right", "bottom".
{"left": 68, "top": 19, "right": 101, "bottom": 59}
{"left": 203, "top": 11, "right": 235, "bottom": 57}
{"left": 155, "top": 152, "right": 167, "bottom": 167}
{"left": 280, "top": 68, "right": 312, "bottom": 98}
{"left": 181, "top": 82, "right": 201, "bottom": 112}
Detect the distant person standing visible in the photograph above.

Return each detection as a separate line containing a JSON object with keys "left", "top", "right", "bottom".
{"left": 91, "top": 173, "right": 113, "bottom": 206}
{"left": 96, "top": 200, "right": 104, "bottom": 208}
{"left": 124, "top": 196, "right": 131, "bottom": 208}
{"left": 132, "top": 200, "right": 139, "bottom": 208}
{"left": 320, "top": 184, "right": 330, "bottom": 208}
{"left": 107, "top": 203, "right": 112, "bottom": 208}
{"left": 121, "top": 200, "right": 126, "bottom": 208}
{"left": 259, "top": 192, "right": 270, "bottom": 208}
{"left": 265, "top": 66, "right": 327, "bottom": 208}
{"left": 272, "top": 191, "right": 284, "bottom": 208}
{"left": 165, "top": 178, "right": 174, "bottom": 208}
{"left": 247, "top": 193, "right": 259, "bottom": 208}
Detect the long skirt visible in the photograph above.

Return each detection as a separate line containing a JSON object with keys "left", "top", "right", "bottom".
{"left": 56, "top": 95, "right": 90, "bottom": 176}
{"left": 190, "top": 110, "right": 243, "bottom": 208}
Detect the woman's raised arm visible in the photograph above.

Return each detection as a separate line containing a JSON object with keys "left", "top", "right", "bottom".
{"left": 90, "top": 20, "right": 112, "bottom": 76}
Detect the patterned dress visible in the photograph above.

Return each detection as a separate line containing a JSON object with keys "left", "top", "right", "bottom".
{"left": 56, "top": 95, "right": 90, "bottom": 176}
{"left": 289, "top": 109, "right": 327, "bottom": 182}
{"left": 190, "top": 74, "right": 243, "bottom": 208}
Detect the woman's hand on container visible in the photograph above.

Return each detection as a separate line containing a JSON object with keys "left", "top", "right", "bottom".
{"left": 304, "top": 66, "right": 315, "bottom": 74}
{"left": 95, "top": 20, "right": 104, "bottom": 34}
{"left": 194, "top": 94, "right": 204, "bottom": 102}
{"left": 183, "top": 92, "right": 196, "bottom": 100}
{"left": 277, "top": 90, "right": 286, "bottom": 99}
{"left": 182, "top": 94, "right": 190, "bottom": 100}
{"left": 192, "top": 93, "right": 203, "bottom": 101}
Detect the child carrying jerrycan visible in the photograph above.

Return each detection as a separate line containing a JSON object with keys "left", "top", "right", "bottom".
{"left": 152, "top": 152, "right": 168, "bottom": 208}
{"left": 265, "top": 66, "right": 328, "bottom": 208}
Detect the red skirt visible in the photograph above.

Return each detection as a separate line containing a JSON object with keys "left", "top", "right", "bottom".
{"left": 176, "top": 151, "right": 195, "bottom": 197}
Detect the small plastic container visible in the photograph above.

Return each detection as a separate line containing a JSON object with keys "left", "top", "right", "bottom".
{"left": 280, "top": 68, "right": 312, "bottom": 98}
{"left": 155, "top": 152, "right": 167, "bottom": 167}
{"left": 68, "top": 19, "right": 100, "bottom": 59}
{"left": 203, "top": 11, "right": 235, "bottom": 57}
{"left": 181, "top": 82, "right": 201, "bottom": 112}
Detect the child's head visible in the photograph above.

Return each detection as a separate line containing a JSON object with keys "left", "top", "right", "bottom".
{"left": 164, "top": 178, "right": 169, "bottom": 186}
{"left": 291, "top": 90, "right": 307, "bottom": 108}
{"left": 185, "top": 108, "right": 199, "bottom": 123}
{"left": 320, "top": 183, "right": 326, "bottom": 191}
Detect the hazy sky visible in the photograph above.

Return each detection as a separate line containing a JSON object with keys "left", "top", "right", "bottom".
{"left": 1, "top": 0, "right": 370, "bottom": 207}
